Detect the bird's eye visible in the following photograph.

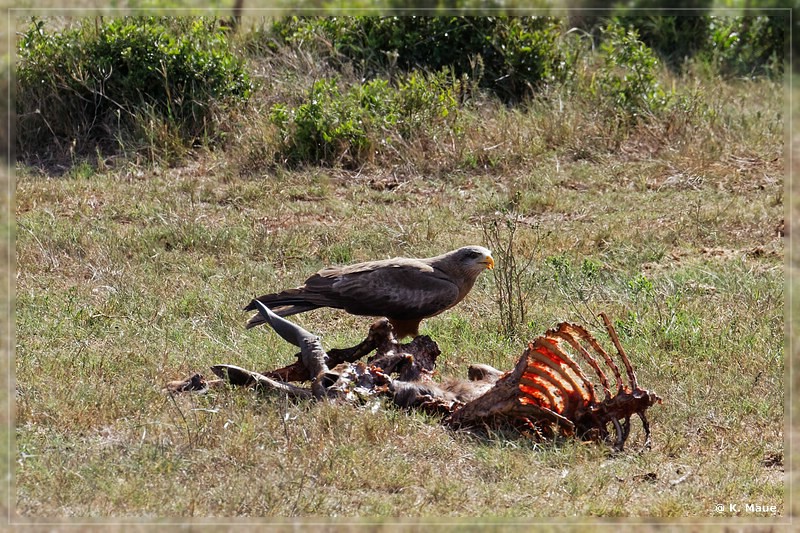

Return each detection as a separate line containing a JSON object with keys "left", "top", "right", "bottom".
{"left": 466, "top": 250, "right": 480, "bottom": 258}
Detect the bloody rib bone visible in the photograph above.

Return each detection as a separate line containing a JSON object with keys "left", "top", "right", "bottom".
{"left": 533, "top": 337, "right": 596, "bottom": 411}
{"left": 553, "top": 326, "right": 612, "bottom": 400}
{"left": 561, "top": 322, "right": 625, "bottom": 393}
{"left": 600, "top": 312, "right": 639, "bottom": 391}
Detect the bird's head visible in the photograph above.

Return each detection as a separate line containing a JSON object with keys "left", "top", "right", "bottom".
{"left": 450, "top": 245, "right": 495, "bottom": 274}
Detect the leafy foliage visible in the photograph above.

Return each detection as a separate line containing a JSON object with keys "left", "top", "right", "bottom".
{"left": 15, "top": 11, "right": 787, "bottom": 170}
{"left": 572, "top": 0, "right": 788, "bottom": 76}
{"left": 272, "top": 16, "right": 572, "bottom": 102}
{"left": 589, "top": 24, "right": 675, "bottom": 119}
{"left": 269, "top": 70, "right": 461, "bottom": 168}
{"left": 704, "top": 15, "right": 788, "bottom": 78}
{"left": 16, "top": 17, "right": 252, "bottom": 162}
{"left": 611, "top": 0, "right": 714, "bottom": 71}
{"left": 616, "top": 14, "right": 712, "bottom": 71}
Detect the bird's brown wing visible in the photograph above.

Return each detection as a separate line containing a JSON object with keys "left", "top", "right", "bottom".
{"left": 306, "top": 261, "right": 461, "bottom": 320}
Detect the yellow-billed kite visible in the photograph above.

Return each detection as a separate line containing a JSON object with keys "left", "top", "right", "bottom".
{"left": 245, "top": 246, "right": 494, "bottom": 338}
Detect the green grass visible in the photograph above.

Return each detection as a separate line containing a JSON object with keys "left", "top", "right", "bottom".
{"left": 13, "top": 21, "right": 786, "bottom": 522}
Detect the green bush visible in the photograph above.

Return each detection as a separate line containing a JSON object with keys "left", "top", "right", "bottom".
{"left": 16, "top": 16, "right": 253, "bottom": 163}
{"left": 621, "top": 11, "right": 788, "bottom": 79}
{"left": 609, "top": 0, "right": 713, "bottom": 71}
{"left": 589, "top": 23, "right": 674, "bottom": 119}
{"left": 272, "top": 16, "right": 571, "bottom": 102}
{"left": 269, "top": 69, "right": 460, "bottom": 168}
{"left": 565, "top": 0, "right": 789, "bottom": 75}
{"left": 705, "top": 15, "right": 787, "bottom": 78}
{"left": 616, "top": 14, "right": 712, "bottom": 71}
{"left": 269, "top": 78, "right": 372, "bottom": 167}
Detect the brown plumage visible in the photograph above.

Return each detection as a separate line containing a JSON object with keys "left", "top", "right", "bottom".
{"left": 244, "top": 246, "right": 494, "bottom": 338}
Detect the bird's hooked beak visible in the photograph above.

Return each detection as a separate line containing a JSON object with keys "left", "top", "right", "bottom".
{"left": 483, "top": 255, "right": 495, "bottom": 270}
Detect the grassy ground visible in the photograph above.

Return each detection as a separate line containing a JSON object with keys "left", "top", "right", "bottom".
{"left": 12, "top": 23, "right": 787, "bottom": 524}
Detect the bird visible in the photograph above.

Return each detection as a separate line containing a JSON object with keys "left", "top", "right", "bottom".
{"left": 244, "top": 246, "right": 494, "bottom": 339}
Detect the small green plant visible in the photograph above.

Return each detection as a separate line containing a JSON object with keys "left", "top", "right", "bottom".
{"left": 580, "top": 257, "right": 602, "bottom": 280}
{"left": 16, "top": 16, "right": 253, "bottom": 164}
{"left": 589, "top": 23, "right": 674, "bottom": 120}
{"left": 545, "top": 254, "right": 573, "bottom": 284}
{"left": 544, "top": 254, "right": 610, "bottom": 325}
{"left": 627, "top": 272, "right": 654, "bottom": 297}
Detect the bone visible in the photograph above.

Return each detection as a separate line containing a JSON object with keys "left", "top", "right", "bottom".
{"left": 251, "top": 299, "right": 314, "bottom": 348}
{"left": 538, "top": 334, "right": 598, "bottom": 402}
{"left": 252, "top": 300, "right": 329, "bottom": 397}
{"left": 564, "top": 322, "right": 625, "bottom": 392}
{"left": 211, "top": 364, "right": 313, "bottom": 399}
{"left": 599, "top": 312, "right": 639, "bottom": 391}
{"left": 528, "top": 338, "right": 592, "bottom": 414}
{"left": 167, "top": 311, "right": 660, "bottom": 451}
{"left": 554, "top": 325, "right": 612, "bottom": 400}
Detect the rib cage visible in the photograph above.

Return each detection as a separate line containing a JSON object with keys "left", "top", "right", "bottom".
{"left": 514, "top": 313, "right": 662, "bottom": 450}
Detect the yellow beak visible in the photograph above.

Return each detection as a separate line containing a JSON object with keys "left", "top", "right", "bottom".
{"left": 484, "top": 256, "right": 495, "bottom": 270}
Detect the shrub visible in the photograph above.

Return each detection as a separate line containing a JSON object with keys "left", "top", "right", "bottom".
{"left": 271, "top": 16, "right": 572, "bottom": 102}
{"left": 269, "top": 69, "right": 461, "bottom": 168}
{"left": 481, "top": 197, "right": 544, "bottom": 340}
{"left": 16, "top": 16, "right": 253, "bottom": 164}
{"left": 609, "top": 0, "right": 713, "bottom": 71}
{"left": 269, "top": 78, "right": 372, "bottom": 167}
{"left": 705, "top": 15, "right": 787, "bottom": 78}
{"left": 565, "top": 0, "right": 789, "bottom": 76}
{"left": 617, "top": 14, "right": 712, "bottom": 71}
{"left": 588, "top": 23, "right": 674, "bottom": 120}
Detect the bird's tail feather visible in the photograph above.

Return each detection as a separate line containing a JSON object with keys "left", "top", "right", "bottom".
{"left": 244, "top": 287, "right": 334, "bottom": 328}
{"left": 243, "top": 287, "right": 318, "bottom": 311}
{"left": 244, "top": 288, "right": 311, "bottom": 312}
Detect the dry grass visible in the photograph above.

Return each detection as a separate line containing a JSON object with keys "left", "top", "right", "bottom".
{"left": 11, "top": 19, "right": 788, "bottom": 526}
